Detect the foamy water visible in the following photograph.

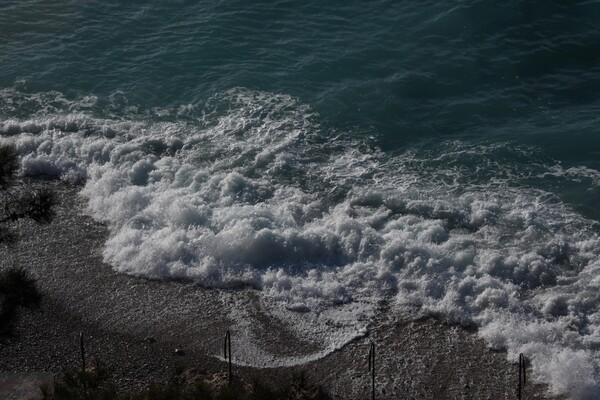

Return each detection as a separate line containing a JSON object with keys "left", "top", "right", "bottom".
{"left": 2, "top": 88, "right": 600, "bottom": 398}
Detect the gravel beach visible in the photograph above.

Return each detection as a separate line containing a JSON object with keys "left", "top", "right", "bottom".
{"left": 0, "top": 180, "right": 566, "bottom": 399}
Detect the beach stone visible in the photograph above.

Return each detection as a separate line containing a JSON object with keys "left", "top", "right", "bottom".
{"left": 0, "top": 372, "right": 54, "bottom": 400}
{"left": 174, "top": 348, "right": 185, "bottom": 355}
{"left": 144, "top": 335, "right": 156, "bottom": 343}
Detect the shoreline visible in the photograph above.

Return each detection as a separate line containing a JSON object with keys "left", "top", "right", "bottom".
{"left": 0, "top": 179, "right": 565, "bottom": 399}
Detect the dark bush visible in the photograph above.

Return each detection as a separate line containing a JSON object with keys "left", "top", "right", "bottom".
{"left": 0, "top": 144, "right": 57, "bottom": 242}
{"left": 0, "top": 144, "right": 19, "bottom": 189}
{"left": 54, "top": 358, "right": 117, "bottom": 400}
{"left": 0, "top": 267, "right": 41, "bottom": 334}
{"left": 5, "top": 187, "right": 57, "bottom": 223}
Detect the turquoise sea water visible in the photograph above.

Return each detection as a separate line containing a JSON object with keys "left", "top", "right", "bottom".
{"left": 2, "top": 1, "right": 600, "bottom": 398}
{"left": 2, "top": 1, "right": 600, "bottom": 215}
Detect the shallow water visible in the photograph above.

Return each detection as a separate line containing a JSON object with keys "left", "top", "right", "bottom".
{"left": 1, "top": 1, "right": 600, "bottom": 398}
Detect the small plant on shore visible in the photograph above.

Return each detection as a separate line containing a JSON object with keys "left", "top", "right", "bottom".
{"left": 0, "top": 144, "right": 19, "bottom": 189}
{"left": 0, "top": 267, "right": 41, "bottom": 335}
{"left": 0, "top": 144, "right": 56, "bottom": 243}
{"left": 53, "top": 357, "right": 117, "bottom": 400}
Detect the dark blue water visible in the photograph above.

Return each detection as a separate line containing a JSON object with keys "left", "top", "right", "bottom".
{"left": 2, "top": 1, "right": 600, "bottom": 214}
{"left": 1, "top": 2, "right": 599, "bottom": 141}
{"left": 2, "top": 1, "right": 600, "bottom": 397}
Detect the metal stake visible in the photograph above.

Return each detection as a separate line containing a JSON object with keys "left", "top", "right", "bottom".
{"left": 368, "top": 341, "right": 375, "bottom": 400}
{"left": 224, "top": 330, "right": 232, "bottom": 384}
{"left": 518, "top": 353, "right": 526, "bottom": 400}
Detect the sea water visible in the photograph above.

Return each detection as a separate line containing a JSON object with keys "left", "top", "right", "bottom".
{"left": 1, "top": 1, "right": 600, "bottom": 398}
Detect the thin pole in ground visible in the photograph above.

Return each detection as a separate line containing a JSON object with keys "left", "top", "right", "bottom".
{"left": 224, "top": 330, "right": 232, "bottom": 384}
{"left": 518, "top": 353, "right": 526, "bottom": 400}
{"left": 368, "top": 341, "right": 376, "bottom": 400}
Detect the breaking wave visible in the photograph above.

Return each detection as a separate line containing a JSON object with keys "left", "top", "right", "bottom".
{"left": 2, "top": 87, "right": 600, "bottom": 398}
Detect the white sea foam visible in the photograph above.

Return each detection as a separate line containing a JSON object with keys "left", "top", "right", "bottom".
{"left": 2, "top": 88, "right": 600, "bottom": 398}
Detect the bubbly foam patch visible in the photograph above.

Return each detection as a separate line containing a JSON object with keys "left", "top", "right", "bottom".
{"left": 2, "top": 88, "right": 600, "bottom": 398}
